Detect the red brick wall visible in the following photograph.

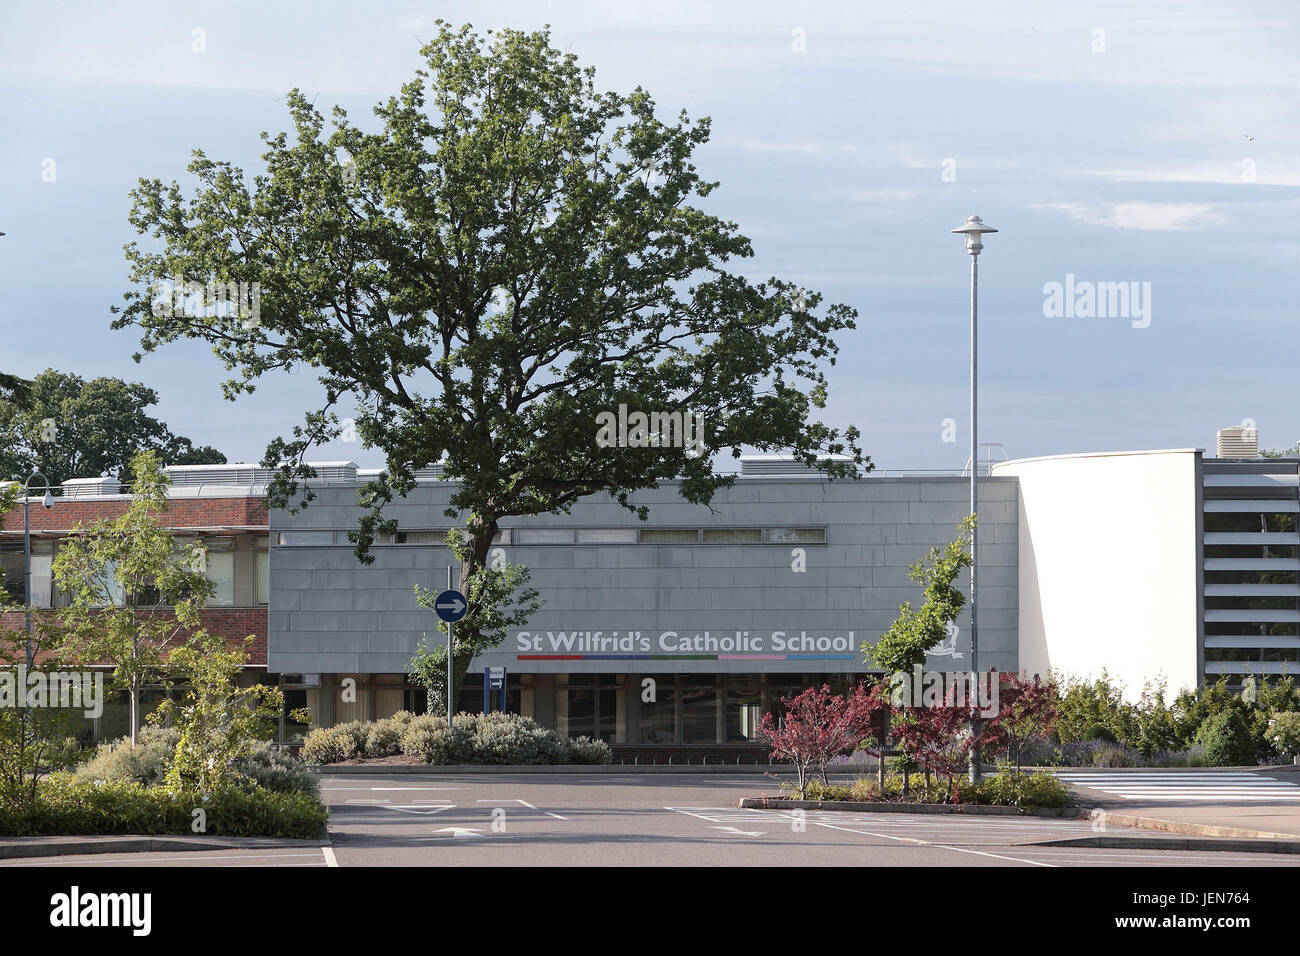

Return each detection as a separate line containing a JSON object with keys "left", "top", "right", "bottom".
{"left": 1, "top": 495, "right": 268, "bottom": 532}
{"left": 0, "top": 608, "right": 268, "bottom": 666}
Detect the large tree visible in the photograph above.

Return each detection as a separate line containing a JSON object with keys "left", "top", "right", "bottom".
{"left": 0, "top": 369, "right": 226, "bottom": 486}
{"left": 115, "top": 22, "right": 865, "bottom": 675}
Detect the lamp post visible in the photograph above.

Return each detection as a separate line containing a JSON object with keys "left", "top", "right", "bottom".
{"left": 951, "top": 215, "right": 997, "bottom": 783}
{"left": 19, "top": 471, "right": 54, "bottom": 670}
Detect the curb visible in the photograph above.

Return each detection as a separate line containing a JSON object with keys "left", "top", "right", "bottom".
{"left": 317, "top": 763, "right": 809, "bottom": 775}
{"left": 1092, "top": 810, "right": 1300, "bottom": 844}
{"left": 0, "top": 835, "right": 330, "bottom": 861}
{"left": 737, "top": 797, "right": 1085, "bottom": 818}
{"left": 1034, "top": 834, "right": 1300, "bottom": 854}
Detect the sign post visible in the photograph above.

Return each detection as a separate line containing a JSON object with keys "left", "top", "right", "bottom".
{"left": 433, "top": 571, "right": 467, "bottom": 725}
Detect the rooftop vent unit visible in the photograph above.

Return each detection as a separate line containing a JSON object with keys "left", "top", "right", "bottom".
{"left": 738, "top": 453, "right": 856, "bottom": 477}
{"left": 165, "top": 463, "right": 276, "bottom": 486}
{"left": 307, "top": 461, "right": 358, "bottom": 482}
{"left": 61, "top": 476, "right": 122, "bottom": 498}
{"left": 1216, "top": 426, "right": 1259, "bottom": 459}
{"left": 414, "top": 464, "right": 446, "bottom": 482}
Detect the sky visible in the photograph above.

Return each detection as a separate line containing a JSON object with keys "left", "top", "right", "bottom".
{"left": 1, "top": 0, "right": 1298, "bottom": 474}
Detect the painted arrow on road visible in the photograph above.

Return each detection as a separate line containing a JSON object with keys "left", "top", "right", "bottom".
{"left": 435, "top": 827, "right": 484, "bottom": 838}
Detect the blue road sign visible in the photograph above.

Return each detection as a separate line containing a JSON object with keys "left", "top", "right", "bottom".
{"left": 433, "top": 589, "right": 468, "bottom": 623}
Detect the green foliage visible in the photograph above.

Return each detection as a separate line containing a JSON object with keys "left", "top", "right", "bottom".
{"left": 412, "top": 540, "right": 543, "bottom": 710}
{"left": 149, "top": 633, "right": 284, "bottom": 793}
{"left": 73, "top": 726, "right": 178, "bottom": 788}
{"left": 864, "top": 515, "right": 974, "bottom": 673}
{"left": 300, "top": 721, "right": 370, "bottom": 764}
{"left": 52, "top": 450, "right": 219, "bottom": 743}
{"left": 0, "top": 627, "right": 86, "bottom": 810}
{"left": 1269, "top": 712, "right": 1300, "bottom": 758}
{"left": 961, "top": 770, "right": 1072, "bottom": 809}
{"left": 1053, "top": 670, "right": 1138, "bottom": 746}
{"left": 1080, "top": 723, "right": 1116, "bottom": 743}
{"left": 363, "top": 711, "right": 416, "bottom": 757}
{"left": 0, "top": 776, "right": 326, "bottom": 839}
{"left": 0, "top": 368, "right": 225, "bottom": 486}
{"left": 73, "top": 728, "right": 318, "bottom": 797}
{"left": 1196, "top": 710, "right": 1257, "bottom": 767}
{"left": 115, "top": 21, "right": 865, "bottom": 687}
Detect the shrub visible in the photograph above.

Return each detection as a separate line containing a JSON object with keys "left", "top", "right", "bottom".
{"left": 364, "top": 715, "right": 413, "bottom": 757}
{"left": 568, "top": 736, "right": 613, "bottom": 765}
{"left": 1081, "top": 723, "right": 1116, "bottom": 743}
{"left": 962, "top": 770, "right": 1071, "bottom": 809}
{"left": 72, "top": 731, "right": 318, "bottom": 797}
{"left": 300, "top": 721, "right": 368, "bottom": 764}
{"left": 1270, "top": 712, "right": 1300, "bottom": 761}
{"left": 1197, "top": 710, "right": 1256, "bottom": 766}
{"left": 234, "top": 742, "right": 320, "bottom": 797}
{"left": 72, "top": 726, "right": 178, "bottom": 788}
{"left": 0, "top": 777, "right": 327, "bottom": 839}
{"left": 399, "top": 715, "right": 454, "bottom": 764}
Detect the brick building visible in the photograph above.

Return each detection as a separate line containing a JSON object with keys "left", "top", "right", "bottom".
{"left": 0, "top": 465, "right": 276, "bottom": 742}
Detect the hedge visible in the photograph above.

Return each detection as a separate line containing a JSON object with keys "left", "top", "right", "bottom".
{"left": 0, "top": 777, "right": 328, "bottom": 839}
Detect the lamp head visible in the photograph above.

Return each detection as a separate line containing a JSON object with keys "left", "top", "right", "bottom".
{"left": 952, "top": 215, "right": 998, "bottom": 256}
{"left": 42, "top": 490, "right": 53, "bottom": 510}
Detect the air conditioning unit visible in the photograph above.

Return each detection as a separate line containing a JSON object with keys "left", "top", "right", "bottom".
{"left": 1216, "top": 426, "right": 1259, "bottom": 458}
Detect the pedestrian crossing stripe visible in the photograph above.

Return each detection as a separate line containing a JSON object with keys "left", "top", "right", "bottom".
{"left": 1056, "top": 772, "right": 1300, "bottom": 801}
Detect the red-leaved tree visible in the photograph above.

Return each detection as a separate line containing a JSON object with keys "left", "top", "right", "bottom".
{"left": 759, "top": 683, "right": 886, "bottom": 798}
{"left": 890, "top": 685, "right": 1006, "bottom": 803}
{"left": 996, "top": 671, "right": 1058, "bottom": 771}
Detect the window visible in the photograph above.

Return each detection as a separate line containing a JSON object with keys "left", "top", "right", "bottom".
{"left": 575, "top": 528, "right": 638, "bottom": 544}
{"left": 702, "top": 528, "right": 762, "bottom": 544}
{"left": 392, "top": 531, "right": 449, "bottom": 545}
{"left": 255, "top": 550, "right": 269, "bottom": 606}
{"left": 1205, "top": 544, "right": 1299, "bottom": 559}
{"left": 1204, "top": 596, "right": 1297, "bottom": 611}
{"left": 1206, "top": 621, "right": 1298, "bottom": 636}
{"left": 1204, "top": 513, "right": 1297, "bottom": 534}
{"left": 514, "top": 529, "right": 575, "bottom": 545}
{"left": 725, "top": 679, "right": 763, "bottom": 742}
{"left": 766, "top": 527, "right": 826, "bottom": 543}
{"left": 277, "top": 531, "right": 335, "bottom": 546}
{"left": 639, "top": 680, "right": 677, "bottom": 744}
{"left": 1205, "top": 570, "right": 1299, "bottom": 585}
{"left": 639, "top": 529, "right": 699, "bottom": 545}
{"left": 205, "top": 552, "right": 235, "bottom": 606}
{"left": 680, "top": 675, "right": 719, "bottom": 743}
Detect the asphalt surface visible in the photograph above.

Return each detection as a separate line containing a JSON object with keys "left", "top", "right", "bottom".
{"left": 8, "top": 772, "right": 1300, "bottom": 867}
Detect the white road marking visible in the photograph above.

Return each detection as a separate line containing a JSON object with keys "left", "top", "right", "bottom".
{"left": 711, "top": 825, "right": 767, "bottom": 836}
{"left": 476, "top": 798, "right": 568, "bottom": 820}
{"left": 435, "top": 827, "right": 484, "bottom": 838}
{"left": 322, "top": 847, "right": 338, "bottom": 867}
{"left": 1058, "top": 772, "right": 1300, "bottom": 802}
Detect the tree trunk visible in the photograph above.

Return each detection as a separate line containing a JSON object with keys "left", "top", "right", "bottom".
{"left": 129, "top": 687, "right": 140, "bottom": 746}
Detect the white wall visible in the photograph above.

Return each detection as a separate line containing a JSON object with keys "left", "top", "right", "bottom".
{"left": 992, "top": 449, "right": 1201, "bottom": 700}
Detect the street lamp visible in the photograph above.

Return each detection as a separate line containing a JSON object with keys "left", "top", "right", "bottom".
{"left": 951, "top": 215, "right": 997, "bottom": 783}
{"left": 18, "top": 471, "right": 54, "bottom": 669}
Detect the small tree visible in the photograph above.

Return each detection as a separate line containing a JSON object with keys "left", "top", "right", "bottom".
{"left": 150, "top": 634, "right": 283, "bottom": 793}
{"left": 52, "top": 450, "right": 216, "bottom": 744}
{"left": 410, "top": 528, "right": 541, "bottom": 715}
{"left": 864, "top": 515, "right": 975, "bottom": 674}
{"left": 0, "top": 481, "right": 81, "bottom": 808}
{"left": 0, "top": 624, "right": 82, "bottom": 810}
{"left": 996, "top": 671, "right": 1057, "bottom": 772}
{"left": 758, "top": 683, "right": 885, "bottom": 798}
{"left": 890, "top": 687, "right": 1004, "bottom": 802}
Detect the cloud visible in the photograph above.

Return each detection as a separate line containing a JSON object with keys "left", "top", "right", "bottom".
{"left": 1034, "top": 201, "right": 1230, "bottom": 231}
{"left": 1068, "top": 165, "right": 1300, "bottom": 188}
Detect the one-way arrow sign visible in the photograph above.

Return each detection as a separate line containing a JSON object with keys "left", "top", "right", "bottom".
{"left": 433, "top": 589, "right": 467, "bottom": 623}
